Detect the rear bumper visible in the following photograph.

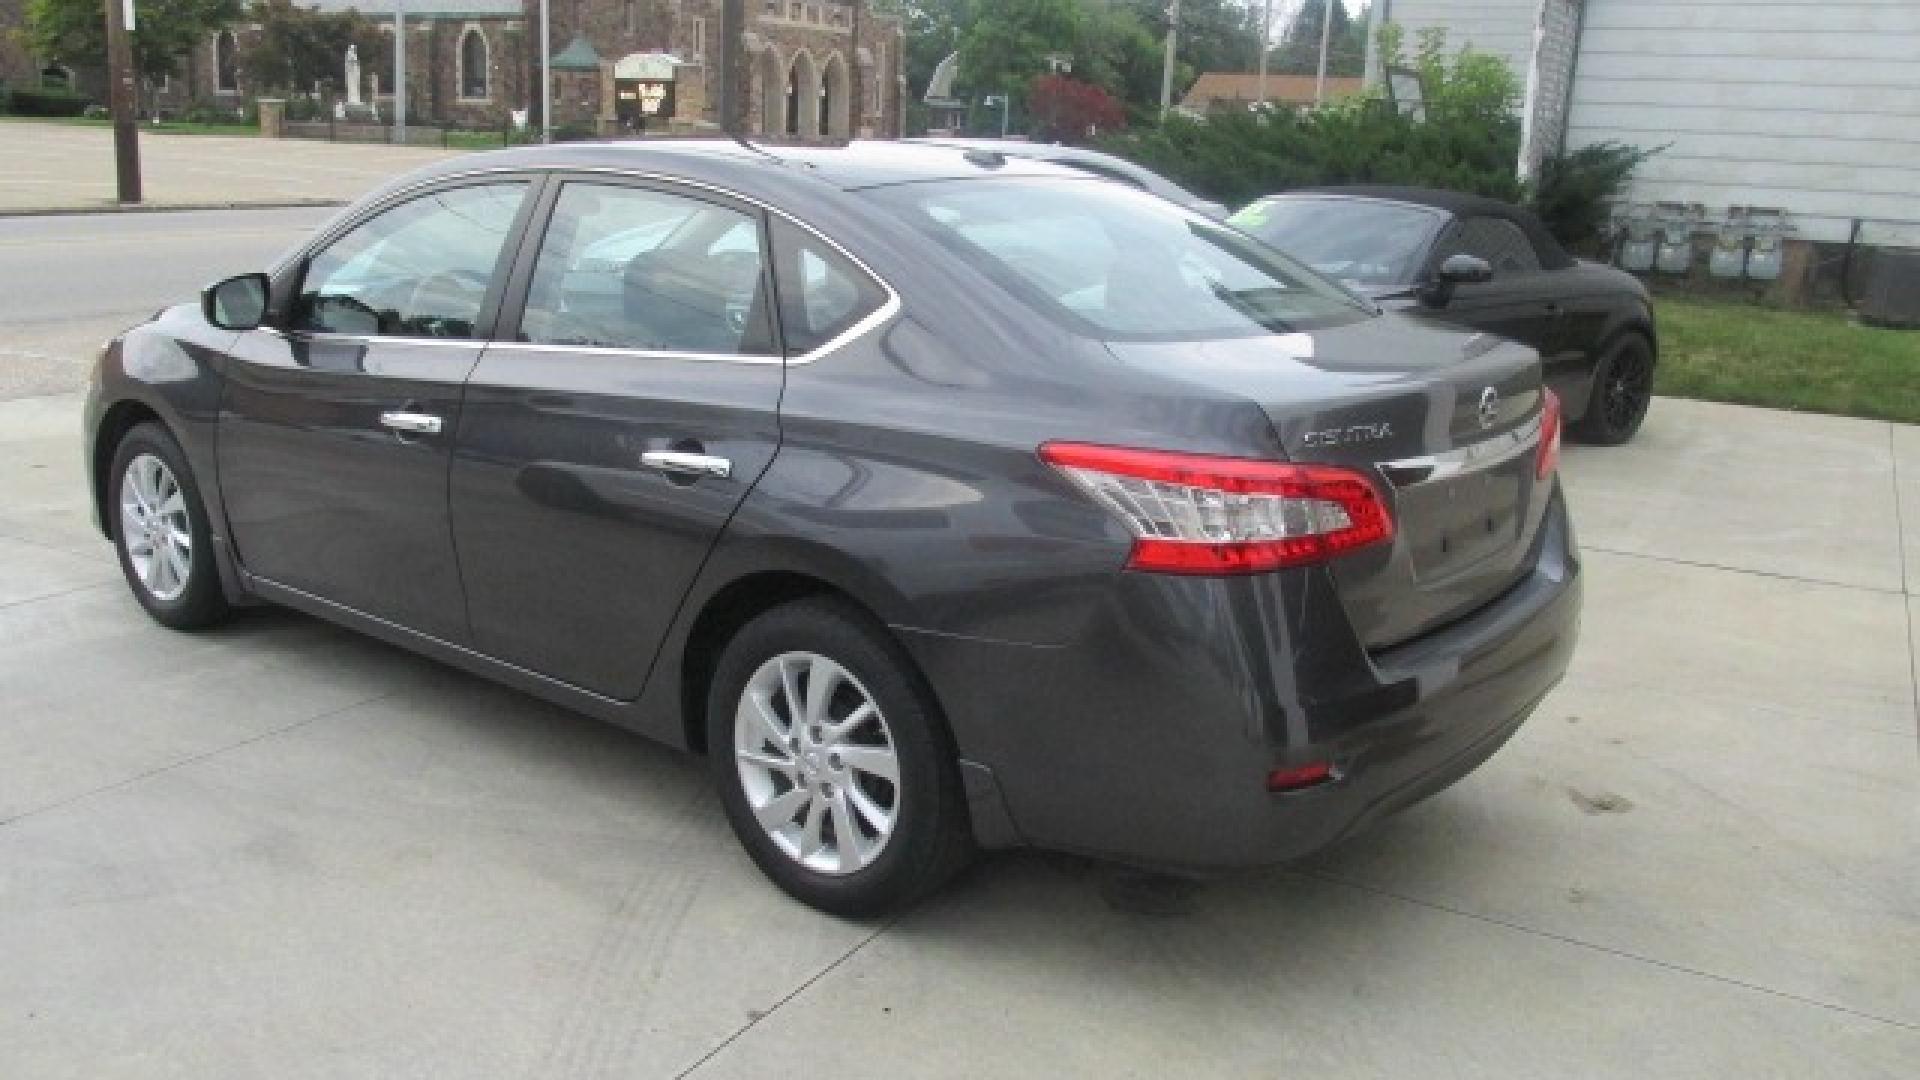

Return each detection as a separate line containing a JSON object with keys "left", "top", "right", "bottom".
{"left": 901, "top": 487, "right": 1581, "bottom": 871}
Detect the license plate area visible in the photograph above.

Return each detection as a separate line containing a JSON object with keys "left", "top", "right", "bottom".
{"left": 1398, "top": 461, "right": 1526, "bottom": 580}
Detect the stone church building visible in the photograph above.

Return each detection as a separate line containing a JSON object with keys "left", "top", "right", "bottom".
{"left": 0, "top": 0, "right": 904, "bottom": 141}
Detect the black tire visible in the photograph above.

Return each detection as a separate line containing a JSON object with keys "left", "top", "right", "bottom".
{"left": 1572, "top": 333, "right": 1655, "bottom": 445}
{"left": 707, "top": 597, "right": 972, "bottom": 917}
{"left": 108, "top": 422, "right": 230, "bottom": 630}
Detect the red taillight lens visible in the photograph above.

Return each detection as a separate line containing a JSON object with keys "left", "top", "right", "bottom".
{"left": 1039, "top": 442, "right": 1394, "bottom": 575}
{"left": 1536, "top": 388, "right": 1562, "bottom": 480}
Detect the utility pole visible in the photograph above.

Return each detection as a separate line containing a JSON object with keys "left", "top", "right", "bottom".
{"left": 1158, "top": 0, "right": 1181, "bottom": 117}
{"left": 392, "top": 2, "right": 408, "bottom": 143}
{"left": 1256, "top": 0, "right": 1272, "bottom": 109}
{"left": 719, "top": 0, "right": 744, "bottom": 134}
{"left": 539, "top": 0, "right": 552, "bottom": 142}
{"left": 1314, "top": 0, "right": 1335, "bottom": 104}
{"left": 103, "top": 0, "right": 140, "bottom": 203}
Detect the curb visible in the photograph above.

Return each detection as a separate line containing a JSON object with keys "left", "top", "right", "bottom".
{"left": 0, "top": 198, "right": 347, "bottom": 219}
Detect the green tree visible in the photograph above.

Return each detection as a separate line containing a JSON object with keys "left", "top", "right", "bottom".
{"left": 1271, "top": 0, "right": 1364, "bottom": 76}
{"left": 1074, "top": 2, "right": 1161, "bottom": 112}
{"left": 1116, "top": 0, "right": 1262, "bottom": 77}
{"left": 955, "top": 0, "right": 1083, "bottom": 99}
{"left": 240, "top": 0, "right": 383, "bottom": 99}
{"left": 873, "top": 0, "right": 972, "bottom": 101}
{"left": 25, "top": 0, "right": 240, "bottom": 86}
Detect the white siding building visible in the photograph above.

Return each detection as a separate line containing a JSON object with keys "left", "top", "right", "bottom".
{"left": 1368, "top": 0, "right": 1920, "bottom": 247}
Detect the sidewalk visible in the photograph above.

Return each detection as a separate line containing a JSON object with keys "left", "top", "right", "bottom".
{"left": 0, "top": 120, "right": 462, "bottom": 214}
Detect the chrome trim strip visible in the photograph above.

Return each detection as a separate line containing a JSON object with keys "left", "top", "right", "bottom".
{"left": 1379, "top": 411, "right": 1544, "bottom": 488}
{"left": 497, "top": 341, "right": 789, "bottom": 365}
{"left": 261, "top": 327, "right": 491, "bottom": 349}
{"left": 274, "top": 161, "right": 904, "bottom": 368}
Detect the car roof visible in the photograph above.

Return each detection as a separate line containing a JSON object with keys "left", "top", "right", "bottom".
{"left": 1266, "top": 186, "right": 1574, "bottom": 270}
{"left": 396, "top": 138, "right": 1081, "bottom": 195}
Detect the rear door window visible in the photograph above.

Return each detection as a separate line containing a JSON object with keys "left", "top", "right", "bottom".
{"left": 515, "top": 181, "right": 777, "bottom": 356}
{"left": 770, "top": 218, "right": 888, "bottom": 355}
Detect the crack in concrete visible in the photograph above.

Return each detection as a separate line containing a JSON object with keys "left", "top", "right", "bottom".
{"left": 1305, "top": 869, "right": 1920, "bottom": 1034}
{"left": 0, "top": 687, "right": 401, "bottom": 828}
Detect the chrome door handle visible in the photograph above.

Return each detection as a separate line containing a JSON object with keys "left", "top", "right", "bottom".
{"left": 641, "top": 451, "right": 732, "bottom": 480}
{"left": 379, "top": 411, "right": 443, "bottom": 435}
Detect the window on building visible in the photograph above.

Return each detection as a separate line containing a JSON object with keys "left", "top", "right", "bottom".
{"left": 41, "top": 65, "right": 73, "bottom": 91}
{"left": 688, "top": 18, "right": 706, "bottom": 64}
{"left": 459, "top": 28, "right": 489, "bottom": 99}
{"left": 214, "top": 31, "right": 238, "bottom": 93}
{"left": 624, "top": 0, "right": 637, "bottom": 33}
{"left": 871, "top": 44, "right": 884, "bottom": 114}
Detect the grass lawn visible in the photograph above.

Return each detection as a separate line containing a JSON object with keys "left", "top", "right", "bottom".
{"left": 1654, "top": 296, "right": 1920, "bottom": 425}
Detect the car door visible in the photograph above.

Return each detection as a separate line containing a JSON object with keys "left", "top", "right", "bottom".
{"left": 1425, "top": 215, "right": 1584, "bottom": 396}
{"left": 217, "top": 178, "right": 536, "bottom": 643}
{"left": 448, "top": 176, "right": 789, "bottom": 699}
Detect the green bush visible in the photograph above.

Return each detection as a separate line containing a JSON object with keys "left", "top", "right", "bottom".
{"left": 1100, "top": 27, "right": 1523, "bottom": 210}
{"left": 9, "top": 87, "right": 90, "bottom": 116}
{"left": 1527, "top": 140, "right": 1662, "bottom": 257}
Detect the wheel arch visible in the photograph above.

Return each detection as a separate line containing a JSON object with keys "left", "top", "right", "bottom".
{"left": 676, "top": 568, "right": 923, "bottom": 757}
{"left": 92, "top": 398, "right": 169, "bottom": 539}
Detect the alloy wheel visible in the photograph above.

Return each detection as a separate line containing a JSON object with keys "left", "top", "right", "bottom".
{"left": 119, "top": 452, "right": 192, "bottom": 602}
{"left": 1603, "top": 341, "right": 1654, "bottom": 434}
{"left": 734, "top": 651, "right": 900, "bottom": 876}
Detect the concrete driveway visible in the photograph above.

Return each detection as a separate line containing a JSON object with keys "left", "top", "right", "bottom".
{"left": 1, "top": 393, "right": 1914, "bottom": 1078}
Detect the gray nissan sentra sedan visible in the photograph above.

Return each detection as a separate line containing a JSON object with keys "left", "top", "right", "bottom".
{"left": 84, "top": 140, "right": 1580, "bottom": 916}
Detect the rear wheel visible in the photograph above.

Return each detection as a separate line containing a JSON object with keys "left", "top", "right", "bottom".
{"left": 708, "top": 598, "right": 971, "bottom": 917}
{"left": 109, "top": 423, "right": 229, "bottom": 630}
{"left": 1573, "top": 333, "right": 1655, "bottom": 445}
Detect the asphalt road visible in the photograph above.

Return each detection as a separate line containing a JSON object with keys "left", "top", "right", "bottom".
{"left": 0, "top": 207, "right": 330, "bottom": 400}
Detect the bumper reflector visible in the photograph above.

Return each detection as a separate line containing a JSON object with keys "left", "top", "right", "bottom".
{"left": 1266, "top": 761, "right": 1335, "bottom": 793}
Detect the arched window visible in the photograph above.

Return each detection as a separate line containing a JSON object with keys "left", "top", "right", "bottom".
{"left": 459, "top": 27, "right": 488, "bottom": 99}
{"left": 822, "top": 53, "right": 849, "bottom": 139}
{"left": 214, "top": 30, "right": 238, "bottom": 94}
{"left": 787, "top": 51, "right": 819, "bottom": 138}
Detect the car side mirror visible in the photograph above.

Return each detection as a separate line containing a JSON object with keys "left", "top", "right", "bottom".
{"left": 203, "top": 273, "right": 271, "bottom": 331}
{"left": 1420, "top": 254, "right": 1494, "bottom": 307}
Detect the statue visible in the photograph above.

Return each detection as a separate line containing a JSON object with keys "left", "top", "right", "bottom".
{"left": 344, "top": 45, "right": 363, "bottom": 107}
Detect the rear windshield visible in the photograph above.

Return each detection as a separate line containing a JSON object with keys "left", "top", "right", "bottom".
{"left": 870, "top": 178, "right": 1372, "bottom": 340}
{"left": 1230, "top": 196, "right": 1444, "bottom": 295}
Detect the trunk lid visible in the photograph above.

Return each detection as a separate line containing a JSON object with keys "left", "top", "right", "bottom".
{"left": 1104, "top": 314, "right": 1551, "bottom": 649}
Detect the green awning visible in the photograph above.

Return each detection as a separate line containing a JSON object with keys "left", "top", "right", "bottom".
{"left": 551, "top": 36, "right": 601, "bottom": 72}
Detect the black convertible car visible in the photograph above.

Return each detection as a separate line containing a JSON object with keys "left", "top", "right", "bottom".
{"left": 1232, "top": 187, "right": 1656, "bottom": 444}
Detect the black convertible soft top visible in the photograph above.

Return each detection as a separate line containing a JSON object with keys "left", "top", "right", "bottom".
{"left": 1289, "top": 185, "right": 1575, "bottom": 271}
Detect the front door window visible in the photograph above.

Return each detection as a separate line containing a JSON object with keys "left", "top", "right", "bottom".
{"left": 294, "top": 182, "right": 528, "bottom": 339}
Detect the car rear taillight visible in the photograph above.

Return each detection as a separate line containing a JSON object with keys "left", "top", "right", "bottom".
{"left": 1537, "top": 388, "right": 1562, "bottom": 480}
{"left": 1039, "top": 442, "right": 1394, "bottom": 575}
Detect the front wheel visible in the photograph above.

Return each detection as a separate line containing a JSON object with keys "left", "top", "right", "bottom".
{"left": 109, "top": 422, "right": 230, "bottom": 630}
{"left": 1573, "top": 334, "right": 1655, "bottom": 445}
{"left": 708, "top": 598, "right": 972, "bottom": 917}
